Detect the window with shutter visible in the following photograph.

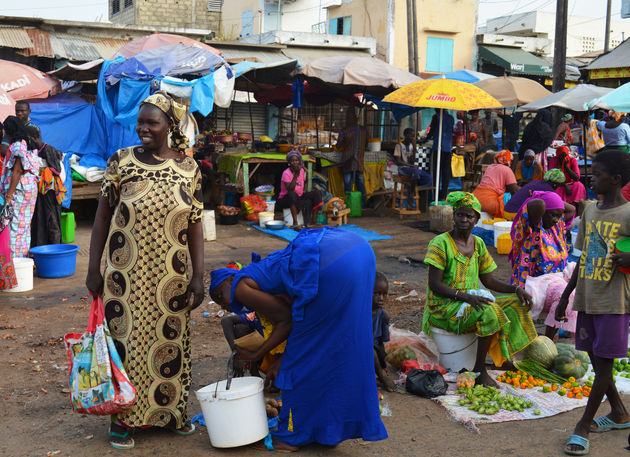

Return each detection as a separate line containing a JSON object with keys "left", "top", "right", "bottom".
{"left": 207, "top": 0, "right": 223, "bottom": 12}
{"left": 426, "top": 37, "right": 454, "bottom": 73}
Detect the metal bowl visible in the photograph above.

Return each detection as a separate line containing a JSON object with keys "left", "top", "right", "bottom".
{"left": 265, "top": 220, "right": 286, "bottom": 230}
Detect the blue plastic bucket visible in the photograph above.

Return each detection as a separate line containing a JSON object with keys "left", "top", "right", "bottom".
{"left": 30, "top": 244, "right": 80, "bottom": 278}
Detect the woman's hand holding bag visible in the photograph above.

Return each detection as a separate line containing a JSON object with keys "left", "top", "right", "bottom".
{"left": 64, "top": 295, "right": 136, "bottom": 415}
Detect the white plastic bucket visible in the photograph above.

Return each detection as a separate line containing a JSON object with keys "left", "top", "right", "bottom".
{"left": 258, "top": 211, "right": 274, "bottom": 228}
{"left": 430, "top": 326, "right": 478, "bottom": 372}
{"left": 493, "top": 221, "right": 512, "bottom": 248}
{"left": 266, "top": 200, "right": 276, "bottom": 213}
{"left": 367, "top": 141, "right": 381, "bottom": 152}
{"left": 282, "top": 208, "right": 304, "bottom": 226}
{"left": 202, "top": 210, "right": 216, "bottom": 241}
{"left": 195, "top": 377, "right": 268, "bottom": 448}
{"left": 4, "top": 257, "right": 34, "bottom": 293}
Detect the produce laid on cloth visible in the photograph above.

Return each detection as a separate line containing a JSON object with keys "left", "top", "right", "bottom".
{"left": 434, "top": 370, "right": 589, "bottom": 433}
{"left": 432, "top": 336, "right": 597, "bottom": 433}
{"left": 456, "top": 385, "right": 534, "bottom": 415}
{"left": 613, "top": 348, "right": 630, "bottom": 378}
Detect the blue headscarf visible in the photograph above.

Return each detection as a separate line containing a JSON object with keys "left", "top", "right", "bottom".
{"left": 209, "top": 253, "right": 261, "bottom": 298}
{"left": 209, "top": 268, "right": 237, "bottom": 297}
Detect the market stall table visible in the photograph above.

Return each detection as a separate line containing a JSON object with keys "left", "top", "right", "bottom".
{"left": 217, "top": 152, "right": 323, "bottom": 196}
{"left": 71, "top": 180, "right": 102, "bottom": 200}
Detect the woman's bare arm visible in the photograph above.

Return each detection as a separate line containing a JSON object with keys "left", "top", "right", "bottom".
{"left": 233, "top": 278, "right": 293, "bottom": 360}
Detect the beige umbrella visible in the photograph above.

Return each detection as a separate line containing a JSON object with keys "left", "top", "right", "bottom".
{"left": 474, "top": 76, "right": 551, "bottom": 107}
{"left": 298, "top": 56, "right": 422, "bottom": 97}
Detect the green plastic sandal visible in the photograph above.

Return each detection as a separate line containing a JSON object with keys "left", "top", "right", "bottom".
{"left": 109, "top": 425, "right": 135, "bottom": 450}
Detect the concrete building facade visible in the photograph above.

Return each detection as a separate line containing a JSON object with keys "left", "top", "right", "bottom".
{"left": 221, "top": 0, "right": 339, "bottom": 40}
{"left": 481, "top": 11, "right": 630, "bottom": 57}
{"left": 221, "top": 0, "right": 478, "bottom": 73}
{"left": 109, "top": 0, "right": 221, "bottom": 32}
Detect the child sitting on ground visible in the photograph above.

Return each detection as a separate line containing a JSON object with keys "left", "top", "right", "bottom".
{"left": 373, "top": 271, "right": 396, "bottom": 392}
{"left": 556, "top": 149, "right": 630, "bottom": 456}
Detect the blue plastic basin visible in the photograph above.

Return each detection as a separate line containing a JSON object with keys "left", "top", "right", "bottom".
{"left": 30, "top": 244, "right": 80, "bottom": 278}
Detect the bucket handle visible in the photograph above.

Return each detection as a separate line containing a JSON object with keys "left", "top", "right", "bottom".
{"left": 438, "top": 336, "right": 478, "bottom": 356}
{"left": 214, "top": 349, "right": 238, "bottom": 399}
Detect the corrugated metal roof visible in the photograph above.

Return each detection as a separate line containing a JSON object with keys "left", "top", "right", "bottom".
{"left": 91, "top": 38, "right": 130, "bottom": 60}
{"left": 0, "top": 26, "right": 34, "bottom": 49}
{"left": 49, "top": 33, "right": 102, "bottom": 61}
{"left": 585, "top": 39, "right": 630, "bottom": 70}
{"left": 216, "top": 46, "right": 291, "bottom": 65}
{"left": 19, "top": 28, "right": 53, "bottom": 57}
{"left": 281, "top": 46, "right": 371, "bottom": 66}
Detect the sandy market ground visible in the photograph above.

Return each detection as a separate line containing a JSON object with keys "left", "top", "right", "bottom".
{"left": 1, "top": 213, "right": 629, "bottom": 457}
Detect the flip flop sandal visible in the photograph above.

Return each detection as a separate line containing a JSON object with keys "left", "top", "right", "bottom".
{"left": 109, "top": 425, "right": 135, "bottom": 450}
{"left": 171, "top": 423, "right": 196, "bottom": 436}
{"left": 564, "top": 434, "right": 589, "bottom": 456}
{"left": 592, "top": 416, "right": 630, "bottom": 433}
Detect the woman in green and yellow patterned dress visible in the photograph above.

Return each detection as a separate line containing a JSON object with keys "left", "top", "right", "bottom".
{"left": 86, "top": 92, "right": 205, "bottom": 449}
{"left": 423, "top": 192, "right": 537, "bottom": 387}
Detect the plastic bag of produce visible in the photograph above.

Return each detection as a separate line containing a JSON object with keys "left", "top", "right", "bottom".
{"left": 385, "top": 326, "right": 439, "bottom": 367}
{"left": 405, "top": 369, "right": 447, "bottom": 398}
{"left": 240, "top": 194, "right": 267, "bottom": 221}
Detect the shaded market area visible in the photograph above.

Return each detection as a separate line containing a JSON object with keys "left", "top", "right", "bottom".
{"left": 2, "top": 7, "right": 630, "bottom": 457}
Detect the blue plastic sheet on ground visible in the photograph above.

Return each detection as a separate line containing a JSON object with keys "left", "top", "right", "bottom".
{"left": 248, "top": 222, "right": 392, "bottom": 242}
{"left": 472, "top": 226, "right": 494, "bottom": 247}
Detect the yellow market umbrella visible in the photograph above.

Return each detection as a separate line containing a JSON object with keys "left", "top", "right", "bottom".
{"left": 383, "top": 76, "right": 502, "bottom": 205}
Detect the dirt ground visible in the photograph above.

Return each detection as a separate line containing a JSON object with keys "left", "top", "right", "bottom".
{"left": 2, "top": 215, "right": 629, "bottom": 457}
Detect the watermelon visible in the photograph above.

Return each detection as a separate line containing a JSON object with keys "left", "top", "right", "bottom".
{"left": 554, "top": 353, "right": 588, "bottom": 379}
{"left": 555, "top": 343, "right": 590, "bottom": 369}
{"left": 525, "top": 335, "right": 558, "bottom": 368}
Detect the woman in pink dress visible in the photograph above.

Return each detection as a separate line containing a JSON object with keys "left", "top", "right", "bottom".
{"left": 0, "top": 121, "right": 17, "bottom": 290}
{"left": 548, "top": 146, "right": 586, "bottom": 207}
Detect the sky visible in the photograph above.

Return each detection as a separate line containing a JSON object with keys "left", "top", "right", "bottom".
{"left": 0, "top": 0, "right": 624, "bottom": 26}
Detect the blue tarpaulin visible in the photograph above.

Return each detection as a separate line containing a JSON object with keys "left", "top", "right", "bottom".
{"left": 30, "top": 93, "right": 139, "bottom": 206}
{"left": 103, "top": 44, "right": 224, "bottom": 84}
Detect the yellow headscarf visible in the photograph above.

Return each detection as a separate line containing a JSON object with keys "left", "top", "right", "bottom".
{"left": 140, "top": 91, "right": 189, "bottom": 154}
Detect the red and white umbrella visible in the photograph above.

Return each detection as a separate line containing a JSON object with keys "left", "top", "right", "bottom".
{"left": 114, "top": 33, "right": 221, "bottom": 59}
{"left": 0, "top": 59, "right": 61, "bottom": 100}
{"left": 0, "top": 86, "right": 16, "bottom": 122}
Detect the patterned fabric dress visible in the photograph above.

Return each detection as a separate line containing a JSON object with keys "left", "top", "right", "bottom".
{"left": 0, "top": 140, "right": 39, "bottom": 257}
{"left": 100, "top": 147, "right": 202, "bottom": 429}
{"left": 510, "top": 205, "right": 569, "bottom": 287}
{"left": 423, "top": 233, "right": 537, "bottom": 366}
